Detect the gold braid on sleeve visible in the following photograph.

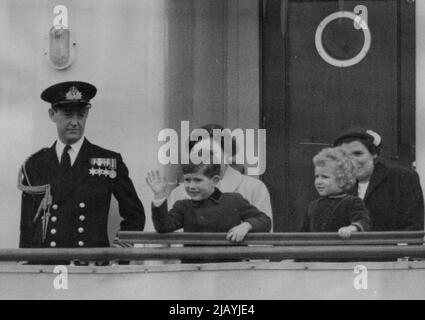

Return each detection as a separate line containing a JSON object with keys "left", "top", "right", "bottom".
{"left": 17, "top": 153, "right": 52, "bottom": 242}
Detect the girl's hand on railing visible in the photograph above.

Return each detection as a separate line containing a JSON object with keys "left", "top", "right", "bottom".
{"left": 145, "top": 170, "right": 168, "bottom": 200}
{"left": 338, "top": 225, "right": 358, "bottom": 239}
{"left": 226, "top": 222, "right": 253, "bottom": 242}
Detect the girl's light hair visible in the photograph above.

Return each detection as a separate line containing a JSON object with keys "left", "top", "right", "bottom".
{"left": 313, "top": 147, "right": 356, "bottom": 191}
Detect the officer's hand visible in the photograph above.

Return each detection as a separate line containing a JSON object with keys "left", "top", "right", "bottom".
{"left": 338, "top": 225, "right": 358, "bottom": 239}
{"left": 146, "top": 170, "right": 168, "bottom": 200}
{"left": 226, "top": 222, "right": 252, "bottom": 242}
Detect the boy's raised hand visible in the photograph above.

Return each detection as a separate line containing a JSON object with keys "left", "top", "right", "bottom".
{"left": 226, "top": 222, "right": 253, "bottom": 242}
{"left": 146, "top": 170, "right": 168, "bottom": 200}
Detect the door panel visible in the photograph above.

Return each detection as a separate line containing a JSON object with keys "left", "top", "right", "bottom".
{"left": 262, "top": 0, "right": 415, "bottom": 231}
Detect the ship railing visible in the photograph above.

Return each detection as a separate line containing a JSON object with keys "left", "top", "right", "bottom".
{"left": 0, "top": 231, "right": 423, "bottom": 262}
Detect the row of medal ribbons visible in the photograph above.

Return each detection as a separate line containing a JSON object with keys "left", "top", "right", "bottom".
{"left": 89, "top": 158, "right": 116, "bottom": 178}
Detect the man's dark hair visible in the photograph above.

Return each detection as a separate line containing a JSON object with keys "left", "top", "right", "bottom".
{"left": 182, "top": 152, "right": 221, "bottom": 178}
{"left": 188, "top": 124, "right": 237, "bottom": 156}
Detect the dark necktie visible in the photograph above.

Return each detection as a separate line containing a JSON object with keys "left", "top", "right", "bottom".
{"left": 61, "top": 145, "right": 72, "bottom": 171}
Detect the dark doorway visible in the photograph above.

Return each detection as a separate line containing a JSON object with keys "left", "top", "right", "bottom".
{"left": 262, "top": 0, "right": 415, "bottom": 231}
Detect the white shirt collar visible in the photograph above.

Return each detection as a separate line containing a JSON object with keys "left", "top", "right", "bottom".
{"left": 55, "top": 137, "right": 85, "bottom": 165}
{"left": 357, "top": 181, "right": 369, "bottom": 200}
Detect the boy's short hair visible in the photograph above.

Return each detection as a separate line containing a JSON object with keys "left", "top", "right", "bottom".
{"left": 313, "top": 147, "right": 356, "bottom": 191}
{"left": 181, "top": 152, "right": 221, "bottom": 178}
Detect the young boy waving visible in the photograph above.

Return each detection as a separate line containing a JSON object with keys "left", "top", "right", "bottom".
{"left": 146, "top": 160, "right": 271, "bottom": 242}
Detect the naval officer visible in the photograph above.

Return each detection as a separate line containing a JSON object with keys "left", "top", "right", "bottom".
{"left": 18, "top": 81, "right": 145, "bottom": 248}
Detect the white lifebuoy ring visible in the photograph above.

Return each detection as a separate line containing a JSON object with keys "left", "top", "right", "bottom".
{"left": 315, "top": 11, "right": 371, "bottom": 67}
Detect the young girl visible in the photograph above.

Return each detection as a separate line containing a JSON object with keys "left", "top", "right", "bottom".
{"left": 302, "top": 147, "right": 372, "bottom": 238}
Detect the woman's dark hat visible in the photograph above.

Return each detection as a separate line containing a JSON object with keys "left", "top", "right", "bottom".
{"left": 41, "top": 81, "right": 97, "bottom": 108}
{"left": 333, "top": 126, "right": 382, "bottom": 147}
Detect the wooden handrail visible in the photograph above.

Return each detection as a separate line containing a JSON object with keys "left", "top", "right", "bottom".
{"left": 0, "top": 245, "right": 424, "bottom": 261}
{"left": 0, "top": 232, "right": 421, "bottom": 262}
{"left": 119, "top": 239, "right": 423, "bottom": 246}
{"left": 117, "top": 231, "right": 425, "bottom": 245}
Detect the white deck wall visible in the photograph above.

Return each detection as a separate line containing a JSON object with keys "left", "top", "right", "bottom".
{"left": 1, "top": 261, "right": 424, "bottom": 299}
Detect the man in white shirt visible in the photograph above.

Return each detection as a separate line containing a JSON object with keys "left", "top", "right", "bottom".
{"left": 167, "top": 124, "right": 273, "bottom": 230}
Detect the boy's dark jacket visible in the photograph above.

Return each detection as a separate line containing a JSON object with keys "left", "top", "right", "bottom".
{"left": 152, "top": 188, "right": 271, "bottom": 233}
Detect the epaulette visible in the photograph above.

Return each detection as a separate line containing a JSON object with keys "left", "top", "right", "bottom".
{"left": 28, "top": 147, "right": 49, "bottom": 159}
{"left": 23, "top": 147, "right": 49, "bottom": 165}
{"left": 18, "top": 147, "right": 51, "bottom": 193}
{"left": 20, "top": 147, "right": 49, "bottom": 176}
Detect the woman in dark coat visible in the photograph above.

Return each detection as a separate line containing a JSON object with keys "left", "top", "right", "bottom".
{"left": 334, "top": 128, "right": 424, "bottom": 231}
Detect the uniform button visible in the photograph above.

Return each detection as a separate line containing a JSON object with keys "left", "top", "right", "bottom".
{"left": 50, "top": 241, "right": 56, "bottom": 247}
{"left": 52, "top": 204, "right": 58, "bottom": 210}
{"left": 50, "top": 228, "right": 56, "bottom": 235}
{"left": 79, "top": 215, "right": 85, "bottom": 221}
{"left": 79, "top": 202, "right": 86, "bottom": 208}
{"left": 51, "top": 216, "right": 57, "bottom": 222}
{"left": 78, "top": 241, "right": 84, "bottom": 247}
{"left": 78, "top": 227, "right": 84, "bottom": 233}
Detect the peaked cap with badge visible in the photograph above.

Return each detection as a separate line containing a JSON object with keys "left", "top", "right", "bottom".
{"left": 41, "top": 81, "right": 97, "bottom": 108}
{"left": 18, "top": 81, "right": 145, "bottom": 251}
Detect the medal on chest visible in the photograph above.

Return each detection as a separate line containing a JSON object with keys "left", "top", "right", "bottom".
{"left": 89, "top": 158, "right": 117, "bottom": 179}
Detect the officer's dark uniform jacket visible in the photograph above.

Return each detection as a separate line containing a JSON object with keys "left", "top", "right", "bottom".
{"left": 20, "top": 138, "right": 145, "bottom": 248}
